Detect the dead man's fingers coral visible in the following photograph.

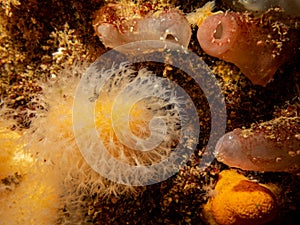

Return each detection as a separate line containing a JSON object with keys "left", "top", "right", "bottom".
{"left": 0, "top": 121, "right": 31, "bottom": 180}
{"left": 0, "top": 122, "right": 61, "bottom": 225}
{"left": 215, "top": 116, "right": 300, "bottom": 172}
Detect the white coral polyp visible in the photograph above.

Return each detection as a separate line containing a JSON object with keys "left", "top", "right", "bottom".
{"left": 73, "top": 60, "right": 198, "bottom": 186}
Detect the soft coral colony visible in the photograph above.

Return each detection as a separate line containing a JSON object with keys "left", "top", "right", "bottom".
{"left": 0, "top": 120, "right": 61, "bottom": 224}
{"left": 0, "top": 0, "right": 299, "bottom": 225}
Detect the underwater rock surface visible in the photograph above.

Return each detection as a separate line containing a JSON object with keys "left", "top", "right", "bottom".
{"left": 0, "top": 0, "right": 299, "bottom": 224}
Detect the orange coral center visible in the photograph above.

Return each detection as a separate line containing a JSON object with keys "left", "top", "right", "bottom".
{"left": 94, "top": 94, "right": 158, "bottom": 165}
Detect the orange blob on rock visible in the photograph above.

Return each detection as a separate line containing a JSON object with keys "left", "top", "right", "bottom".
{"left": 202, "top": 170, "right": 279, "bottom": 225}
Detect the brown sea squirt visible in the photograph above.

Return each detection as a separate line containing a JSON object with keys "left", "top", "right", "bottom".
{"left": 215, "top": 116, "right": 300, "bottom": 172}
{"left": 197, "top": 12, "right": 297, "bottom": 86}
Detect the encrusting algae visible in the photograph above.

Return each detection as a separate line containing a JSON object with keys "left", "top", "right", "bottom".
{"left": 202, "top": 170, "right": 280, "bottom": 225}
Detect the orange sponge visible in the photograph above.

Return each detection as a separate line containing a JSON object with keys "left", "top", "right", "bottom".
{"left": 202, "top": 170, "right": 278, "bottom": 225}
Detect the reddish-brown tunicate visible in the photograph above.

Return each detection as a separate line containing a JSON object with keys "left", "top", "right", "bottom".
{"left": 215, "top": 117, "right": 300, "bottom": 172}
{"left": 197, "top": 12, "right": 296, "bottom": 86}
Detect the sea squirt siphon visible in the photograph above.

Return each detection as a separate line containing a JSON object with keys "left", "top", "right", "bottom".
{"left": 197, "top": 11, "right": 298, "bottom": 85}
{"left": 215, "top": 116, "right": 300, "bottom": 172}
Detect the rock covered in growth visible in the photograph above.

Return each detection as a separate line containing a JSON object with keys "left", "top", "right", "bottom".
{"left": 215, "top": 116, "right": 300, "bottom": 172}
{"left": 202, "top": 170, "right": 279, "bottom": 225}
{"left": 238, "top": 0, "right": 300, "bottom": 16}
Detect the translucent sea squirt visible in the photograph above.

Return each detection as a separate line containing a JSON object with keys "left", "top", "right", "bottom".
{"left": 196, "top": 12, "right": 297, "bottom": 85}
{"left": 215, "top": 117, "right": 300, "bottom": 172}
{"left": 93, "top": 3, "right": 192, "bottom": 50}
